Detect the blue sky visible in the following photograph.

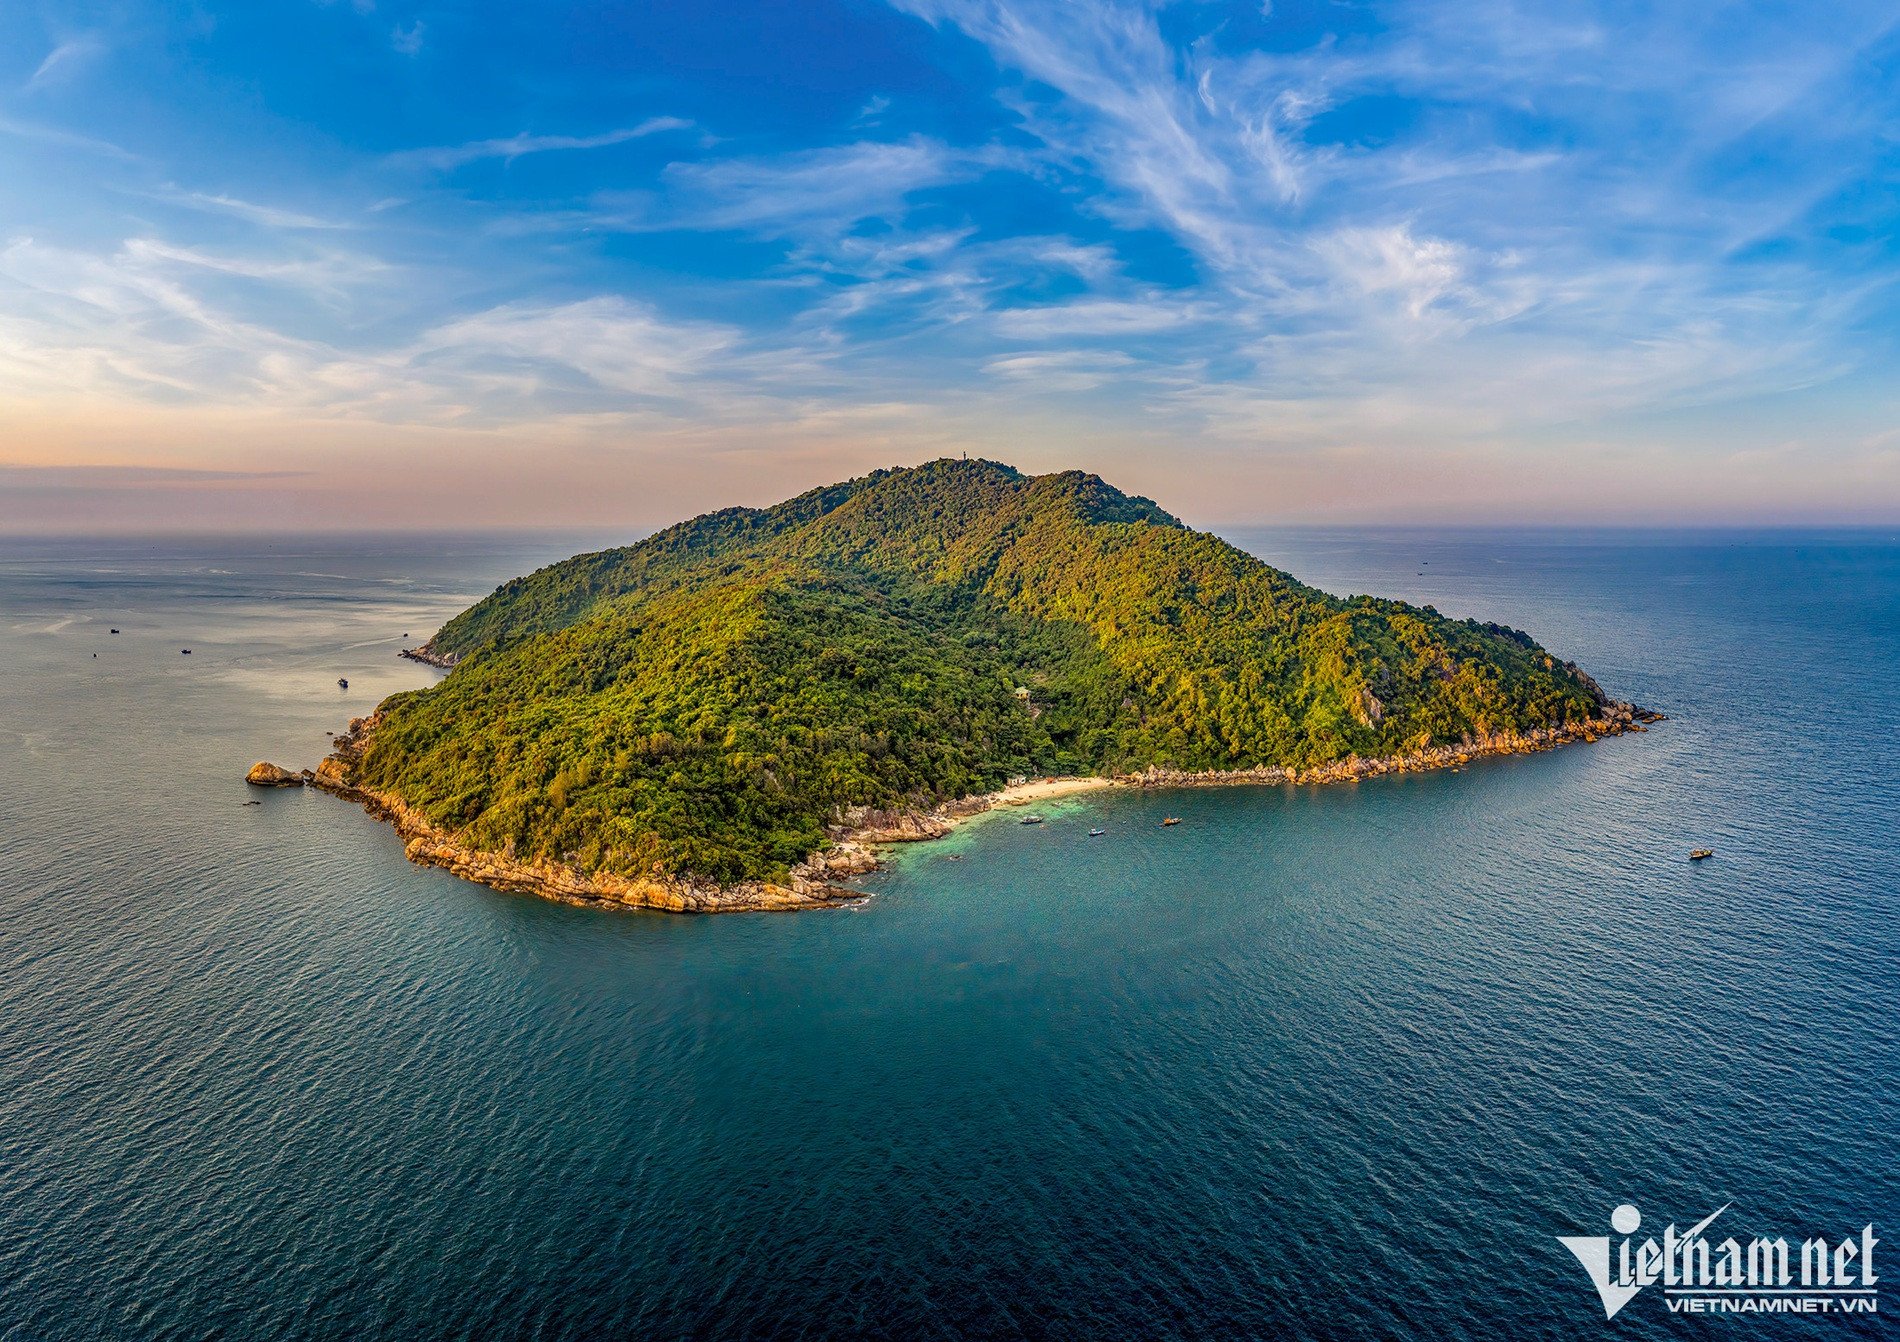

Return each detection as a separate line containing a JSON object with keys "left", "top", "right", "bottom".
{"left": 3, "top": 0, "right": 1899, "bottom": 529}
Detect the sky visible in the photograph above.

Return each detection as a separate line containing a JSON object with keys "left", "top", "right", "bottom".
{"left": 3, "top": 0, "right": 1900, "bottom": 532}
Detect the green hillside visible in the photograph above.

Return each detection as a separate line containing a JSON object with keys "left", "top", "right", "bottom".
{"left": 354, "top": 460, "right": 1612, "bottom": 884}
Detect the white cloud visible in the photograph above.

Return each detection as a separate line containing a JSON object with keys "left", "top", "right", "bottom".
{"left": 154, "top": 188, "right": 355, "bottom": 231}
{"left": 894, "top": 0, "right": 1271, "bottom": 265}
{"left": 0, "top": 235, "right": 764, "bottom": 425}
{"left": 5, "top": 0, "right": 1897, "bottom": 526}
{"left": 993, "top": 298, "right": 1201, "bottom": 339}
{"left": 419, "top": 298, "right": 738, "bottom": 400}
{"left": 119, "top": 237, "right": 390, "bottom": 291}
{"left": 983, "top": 349, "right": 1134, "bottom": 391}
{"left": 0, "top": 116, "right": 135, "bottom": 160}
{"left": 868, "top": 0, "right": 1894, "bottom": 466}
{"left": 25, "top": 37, "right": 105, "bottom": 93}
{"left": 391, "top": 117, "right": 693, "bottom": 172}
{"left": 645, "top": 137, "right": 990, "bottom": 235}
{"left": 1315, "top": 225, "right": 1474, "bottom": 322}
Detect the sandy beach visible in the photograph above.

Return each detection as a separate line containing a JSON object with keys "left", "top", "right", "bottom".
{"left": 984, "top": 776, "right": 1119, "bottom": 807}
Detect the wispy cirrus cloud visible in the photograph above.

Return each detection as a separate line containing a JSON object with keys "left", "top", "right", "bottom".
{"left": 0, "top": 115, "right": 134, "bottom": 160}
{"left": 992, "top": 297, "right": 1204, "bottom": 339}
{"left": 0, "top": 234, "right": 767, "bottom": 424}
{"left": 391, "top": 117, "right": 694, "bottom": 172}
{"left": 419, "top": 298, "right": 739, "bottom": 404}
{"left": 24, "top": 36, "right": 105, "bottom": 93}
{"left": 877, "top": 0, "right": 1899, "bottom": 446}
{"left": 983, "top": 349, "right": 1134, "bottom": 391}
{"left": 5, "top": 0, "right": 1900, "bottom": 526}
{"left": 659, "top": 137, "right": 982, "bottom": 232}
{"left": 539, "top": 136, "right": 1011, "bottom": 243}
{"left": 149, "top": 186, "right": 356, "bottom": 231}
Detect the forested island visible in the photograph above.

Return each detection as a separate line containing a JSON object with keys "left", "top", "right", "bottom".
{"left": 295, "top": 459, "right": 1657, "bottom": 911}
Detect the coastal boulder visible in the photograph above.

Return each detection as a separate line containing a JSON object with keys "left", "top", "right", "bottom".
{"left": 245, "top": 761, "right": 306, "bottom": 788}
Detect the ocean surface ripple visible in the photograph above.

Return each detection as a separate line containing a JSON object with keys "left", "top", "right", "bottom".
{"left": 0, "top": 528, "right": 1895, "bottom": 1340}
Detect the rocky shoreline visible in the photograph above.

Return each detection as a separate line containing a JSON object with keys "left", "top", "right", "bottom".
{"left": 282, "top": 713, "right": 867, "bottom": 913}
{"left": 253, "top": 701, "right": 1661, "bottom": 914}
{"left": 818, "top": 700, "right": 1663, "bottom": 848}
{"left": 397, "top": 644, "right": 459, "bottom": 670}
{"left": 1120, "top": 699, "right": 1662, "bottom": 789}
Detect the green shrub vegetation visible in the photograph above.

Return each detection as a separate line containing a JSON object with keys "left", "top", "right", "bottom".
{"left": 357, "top": 460, "right": 1607, "bottom": 884}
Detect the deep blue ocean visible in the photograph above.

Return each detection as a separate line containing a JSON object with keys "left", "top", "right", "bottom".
{"left": 1, "top": 528, "right": 1895, "bottom": 1340}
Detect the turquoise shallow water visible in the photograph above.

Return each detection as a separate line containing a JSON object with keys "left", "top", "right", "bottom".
{"left": 0, "top": 529, "right": 1895, "bottom": 1340}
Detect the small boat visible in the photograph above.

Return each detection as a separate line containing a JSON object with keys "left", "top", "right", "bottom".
{"left": 180, "top": 649, "right": 191, "bottom": 655}
{"left": 1689, "top": 849, "right": 1714, "bottom": 861}
{"left": 946, "top": 854, "right": 962, "bottom": 861}
{"left": 1160, "top": 817, "right": 1181, "bottom": 827}
{"left": 1088, "top": 828, "right": 1106, "bottom": 837}
{"left": 1020, "top": 814, "right": 1044, "bottom": 825}
{"left": 109, "top": 628, "right": 120, "bottom": 634}
{"left": 338, "top": 677, "right": 349, "bottom": 689}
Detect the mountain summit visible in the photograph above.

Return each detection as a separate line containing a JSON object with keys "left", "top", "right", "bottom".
{"left": 317, "top": 460, "right": 1643, "bottom": 906}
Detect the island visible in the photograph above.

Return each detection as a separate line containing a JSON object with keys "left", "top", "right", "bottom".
{"left": 295, "top": 459, "right": 1659, "bottom": 912}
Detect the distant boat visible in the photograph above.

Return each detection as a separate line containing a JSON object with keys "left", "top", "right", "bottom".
{"left": 1020, "top": 814, "right": 1044, "bottom": 825}
{"left": 1160, "top": 817, "right": 1181, "bottom": 827}
{"left": 180, "top": 649, "right": 191, "bottom": 655}
{"left": 338, "top": 677, "right": 349, "bottom": 689}
{"left": 109, "top": 628, "right": 120, "bottom": 634}
{"left": 1689, "top": 848, "right": 1714, "bottom": 861}
{"left": 1088, "top": 828, "right": 1106, "bottom": 837}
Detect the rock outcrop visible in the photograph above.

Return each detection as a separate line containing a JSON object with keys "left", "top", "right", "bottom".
{"left": 245, "top": 761, "right": 308, "bottom": 787}
{"left": 397, "top": 645, "right": 458, "bottom": 669}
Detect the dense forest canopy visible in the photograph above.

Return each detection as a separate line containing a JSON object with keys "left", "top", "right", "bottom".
{"left": 356, "top": 460, "right": 1609, "bottom": 884}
